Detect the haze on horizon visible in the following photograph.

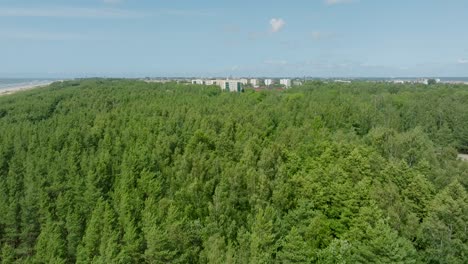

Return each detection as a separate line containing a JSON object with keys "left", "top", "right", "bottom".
{"left": 1, "top": 0, "right": 468, "bottom": 78}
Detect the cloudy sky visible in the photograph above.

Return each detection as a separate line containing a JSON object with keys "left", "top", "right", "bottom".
{"left": 1, "top": 0, "right": 468, "bottom": 78}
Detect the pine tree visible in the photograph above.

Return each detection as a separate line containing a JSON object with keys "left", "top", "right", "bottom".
{"left": 346, "top": 206, "right": 417, "bottom": 263}
{"left": 250, "top": 206, "right": 277, "bottom": 263}
{"left": 1, "top": 243, "right": 16, "bottom": 264}
{"left": 417, "top": 181, "right": 468, "bottom": 263}
{"left": 34, "top": 220, "right": 67, "bottom": 263}
{"left": 277, "top": 227, "right": 312, "bottom": 263}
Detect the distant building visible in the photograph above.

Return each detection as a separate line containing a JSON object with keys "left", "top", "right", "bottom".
{"left": 280, "top": 79, "right": 291, "bottom": 87}
{"left": 239, "top": 79, "right": 249, "bottom": 85}
{"left": 191, "top": 79, "right": 204, "bottom": 85}
{"left": 222, "top": 80, "right": 244, "bottom": 92}
{"left": 250, "top": 79, "right": 259, "bottom": 87}
{"left": 211, "top": 80, "right": 223, "bottom": 86}
{"left": 191, "top": 78, "right": 244, "bottom": 92}
{"left": 292, "top": 80, "right": 303, "bottom": 86}
{"left": 418, "top": 79, "right": 429, "bottom": 85}
{"left": 265, "top": 79, "right": 273, "bottom": 86}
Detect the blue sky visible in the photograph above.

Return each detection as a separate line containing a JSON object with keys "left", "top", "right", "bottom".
{"left": 1, "top": 0, "right": 468, "bottom": 78}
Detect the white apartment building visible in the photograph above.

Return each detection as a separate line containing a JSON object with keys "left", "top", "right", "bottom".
{"left": 191, "top": 79, "right": 244, "bottom": 92}
{"left": 250, "top": 79, "right": 259, "bottom": 87}
{"left": 280, "top": 79, "right": 291, "bottom": 87}
{"left": 222, "top": 80, "right": 243, "bottom": 92}
{"left": 239, "top": 79, "right": 249, "bottom": 85}
{"left": 265, "top": 79, "right": 273, "bottom": 86}
{"left": 191, "top": 79, "right": 204, "bottom": 85}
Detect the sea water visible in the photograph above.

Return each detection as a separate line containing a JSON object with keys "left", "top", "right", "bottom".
{"left": 0, "top": 78, "right": 56, "bottom": 90}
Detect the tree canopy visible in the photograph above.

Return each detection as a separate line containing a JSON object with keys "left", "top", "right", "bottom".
{"left": 0, "top": 79, "right": 467, "bottom": 263}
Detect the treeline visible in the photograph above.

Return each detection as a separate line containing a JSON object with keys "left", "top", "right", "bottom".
{"left": 0, "top": 79, "right": 467, "bottom": 263}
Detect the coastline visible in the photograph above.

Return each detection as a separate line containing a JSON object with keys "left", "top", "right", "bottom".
{"left": 0, "top": 81, "right": 55, "bottom": 97}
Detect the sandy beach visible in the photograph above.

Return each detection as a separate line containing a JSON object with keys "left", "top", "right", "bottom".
{"left": 458, "top": 154, "right": 468, "bottom": 161}
{"left": 0, "top": 81, "right": 55, "bottom": 97}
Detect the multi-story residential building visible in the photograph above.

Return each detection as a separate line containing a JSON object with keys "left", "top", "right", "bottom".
{"left": 250, "top": 79, "right": 259, "bottom": 87}
{"left": 191, "top": 79, "right": 244, "bottom": 92}
{"left": 280, "top": 79, "right": 291, "bottom": 87}
{"left": 191, "top": 79, "right": 204, "bottom": 85}
{"left": 239, "top": 79, "right": 249, "bottom": 85}
{"left": 222, "top": 80, "right": 243, "bottom": 92}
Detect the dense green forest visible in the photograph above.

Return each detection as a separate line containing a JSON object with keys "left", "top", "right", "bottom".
{"left": 0, "top": 79, "right": 467, "bottom": 263}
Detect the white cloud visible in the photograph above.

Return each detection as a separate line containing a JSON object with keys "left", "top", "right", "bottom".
{"left": 458, "top": 59, "right": 468, "bottom": 64}
{"left": 270, "top": 18, "right": 285, "bottom": 33}
{"left": 325, "top": 0, "right": 355, "bottom": 5}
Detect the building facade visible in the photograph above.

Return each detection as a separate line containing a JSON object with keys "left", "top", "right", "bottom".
{"left": 239, "top": 79, "right": 249, "bottom": 85}
{"left": 250, "top": 79, "right": 259, "bottom": 87}
{"left": 191, "top": 79, "right": 244, "bottom": 92}
{"left": 280, "top": 79, "right": 291, "bottom": 87}
{"left": 191, "top": 79, "right": 204, "bottom": 85}
{"left": 222, "top": 81, "right": 243, "bottom": 92}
